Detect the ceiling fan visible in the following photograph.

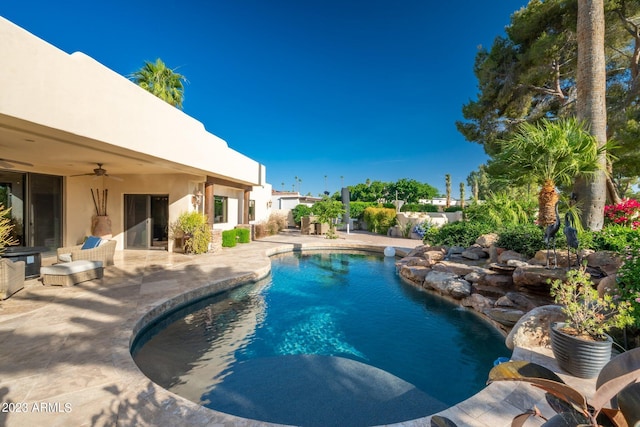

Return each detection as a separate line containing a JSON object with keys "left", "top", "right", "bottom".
{"left": 71, "top": 163, "right": 123, "bottom": 181}
{"left": 0, "top": 158, "right": 33, "bottom": 169}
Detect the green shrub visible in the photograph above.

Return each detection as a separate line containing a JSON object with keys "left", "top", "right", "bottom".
{"left": 349, "top": 201, "right": 377, "bottom": 220}
{"left": 400, "top": 203, "right": 438, "bottom": 213}
{"left": 363, "top": 207, "right": 396, "bottom": 234}
{"left": 444, "top": 206, "right": 463, "bottom": 212}
{"left": 222, "top": 229, "right": 237, "bottom": 247}
{"left": 424, "top": 221, "right": 493, "bottom": 247}
{"left": 292, "top": 204, "right": 312, "bottom": 225}
{"left": 496, "top": 224, "right": 544, "bottom": 258}
{"left": 587, "top": 225, "right": 640, "bottom": 252}
{"left": 174, "top": 211, "right": 210, "bottom": 254}
{"left": 236, "top": 227, "right": 250, "bottom": 243}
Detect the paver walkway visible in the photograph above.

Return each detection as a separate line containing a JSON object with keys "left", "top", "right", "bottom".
{"left": 0, "top": 230, "right": 595, "bottom": 426}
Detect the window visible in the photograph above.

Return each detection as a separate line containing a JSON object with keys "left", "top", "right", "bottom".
{"left": 249, "top": 199, "right": 256, "bottom": 221}
{"left": 214, "top": 196, "right": 228, "bottom": 223}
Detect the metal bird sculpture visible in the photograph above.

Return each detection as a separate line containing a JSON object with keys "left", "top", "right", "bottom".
{"left": 543, "top": 201, "right": 561, "bottom": 269}
{"left": 564, "top": 211, "right": 580, "bottom": 269}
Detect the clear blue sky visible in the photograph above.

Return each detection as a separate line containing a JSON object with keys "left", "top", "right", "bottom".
{"left": 2, "top": 1, "right": 527, "bottom": 197}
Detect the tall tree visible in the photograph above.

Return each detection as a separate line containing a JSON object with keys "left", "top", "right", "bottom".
{"left": 459, "top": 182, "right": 466, "bottom": 209}
{"left": 573, "top": 0, "right": 608, "bottom": 230}
{"left": 130, "top": 58, "right": 186, "bottom": 109}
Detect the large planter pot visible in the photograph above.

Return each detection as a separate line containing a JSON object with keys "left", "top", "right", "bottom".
{"left": 550, "top": 322, "right": 612, "bottom": 379}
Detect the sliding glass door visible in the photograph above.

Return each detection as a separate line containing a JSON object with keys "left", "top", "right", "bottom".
{"left": 124, "top": 194, "right": 168, "bottom": 249}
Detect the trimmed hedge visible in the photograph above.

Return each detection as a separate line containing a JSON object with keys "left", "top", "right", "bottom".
{"left": 222, "top": 229, "right": 237, "bottom": 247}
{"left": 236, "top": 227, "right": 251, "bottom": 243}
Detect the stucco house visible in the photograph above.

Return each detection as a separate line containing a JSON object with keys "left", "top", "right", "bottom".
{"left": 0, "top": 17, "right": 272, "bottom": 253}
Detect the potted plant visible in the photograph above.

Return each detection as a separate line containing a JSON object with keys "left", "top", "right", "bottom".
{"left": 549, "top": 266, "right": 634, "bottom": 378}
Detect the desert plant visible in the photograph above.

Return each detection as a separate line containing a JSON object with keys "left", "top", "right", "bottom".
{"left": 479, "top": 355, "right": 640, "bottom": 427}
{"left": 488, "top": 118, "right": 608, "bottom": 227}
{"left": 0, "top": 204, "right": 18, "bottom": 252}
{"left": 173, "top": 211, "right": 210, "bottom": 254}
{"left": 222, "top": 229, "right": 237, "bottom": 247}
{"left": 550, "top": 266, "right": 633, "bottom": 340}
{"left": 363, "top": 207, "right": 396, "bottom": 234}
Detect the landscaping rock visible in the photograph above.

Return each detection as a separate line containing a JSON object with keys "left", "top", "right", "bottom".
{"left": 423, "top": 270, "right": 458, "bottom": 291}
{"left": 476, "top": 233, "right": 499, "bottom": 248}
{"left": 597, "top": 274, "right": 618, "bottom": 298}
{"left": 504, "top": 292, "right": 537, "bottom": 311}
{"left": 586, "top": 251, "right": 623, "bottom": 276}
{"left": 461, "top": 293, "right": 494, "bottom": 311}
{"left": 399, "top": 265, "right": 430, "bottom": 284}
{"left": 478, "top": 272, "right": 513, "bottom": 288}
{"left": 446, "top": 279, "right": 472, "bottom": 299}
{"left": 483, "top": 307, "right": 525, "bottom": 327}
{"left": 505, "top": 305, "right": 565, "bottom": 350}
{"left": 436, "top": 261, "right": 486, "bottom": 276}
{"left": 512, "top": 265, "right": 567, "bottom": 292}
{"left": 498, "top": 250, "right": 528, "bottom": 264}
{"left": 461, "top": 250, "right": 480, "bottom": 260}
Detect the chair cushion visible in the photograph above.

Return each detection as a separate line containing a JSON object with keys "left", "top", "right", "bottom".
{"left": 58, "top": 253, "right": 73, "bottom": 263}
{"left": 81, "top": 236, "right": 102, "bottom": 250}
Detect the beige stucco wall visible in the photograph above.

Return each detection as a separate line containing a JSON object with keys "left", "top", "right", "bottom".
{"left": 65, "top": 174, "right": 201, "bottom": 248}
{"left": 0, "top": 16, "right": 263, "bottom": 185}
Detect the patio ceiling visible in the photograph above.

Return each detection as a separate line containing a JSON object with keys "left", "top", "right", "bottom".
{"left": 0, "top": 114, "right": 227, "bottom": 179}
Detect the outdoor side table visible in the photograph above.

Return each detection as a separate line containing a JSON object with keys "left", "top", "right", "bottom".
{"left": 1, "top": 246, "right": 49, "bottom": 279}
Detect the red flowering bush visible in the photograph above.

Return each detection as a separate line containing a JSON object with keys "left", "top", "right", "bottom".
{"left": 604, "top": 198, "right": 640, "bottom": 229}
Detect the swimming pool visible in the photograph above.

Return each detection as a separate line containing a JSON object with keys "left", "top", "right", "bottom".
{"left": 132, "top": 251, "right": 509, "bottom": 426}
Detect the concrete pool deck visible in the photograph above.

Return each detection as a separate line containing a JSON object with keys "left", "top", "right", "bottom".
{"left": 0, "top": 230, "right": 596, "bottom": 426}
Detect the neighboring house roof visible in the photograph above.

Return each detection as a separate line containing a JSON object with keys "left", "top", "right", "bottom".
{"left": 0, "top": 17, "right": 265, "bottom": 186}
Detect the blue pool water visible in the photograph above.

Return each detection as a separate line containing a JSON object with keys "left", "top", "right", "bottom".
{"left": 132, "top": 252, "right": 509, "bottom": 425}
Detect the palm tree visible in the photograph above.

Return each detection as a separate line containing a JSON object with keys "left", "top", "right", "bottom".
{"left": 573, "top": 0, "right": 608, "bottom": 230}
{"left": 488, "top": 118, "right": 606, "bottom": 227}
{"left": 445, "top": 174, "right": 451, "bottom": 208}
{"left": 130, "top": 58, "right": 186, "bottom": 109}
{"left": 459, "top": 182, "right": 465, "bottom": 209}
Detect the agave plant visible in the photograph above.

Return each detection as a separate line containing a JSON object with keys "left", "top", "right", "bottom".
{"left": 431, "top": 349, "right": 640, "bottom": 427}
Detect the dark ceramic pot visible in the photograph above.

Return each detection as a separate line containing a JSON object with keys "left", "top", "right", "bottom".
{"left": 550, "top": 322, "right": 613, "bottom": 379}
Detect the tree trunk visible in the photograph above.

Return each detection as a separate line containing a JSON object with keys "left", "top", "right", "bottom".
{"left": 539, "top": 180, "right": 559, "bottom": 227}
{"left": 573, "top": 0, "right": 608, "bottom": 231}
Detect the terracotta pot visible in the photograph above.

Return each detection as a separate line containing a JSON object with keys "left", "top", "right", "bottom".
{"left": 550, "top": 322, "right": 612, "bottom": 379}
{"left": 92, "top": 215, "right": 112, "bottom": 239}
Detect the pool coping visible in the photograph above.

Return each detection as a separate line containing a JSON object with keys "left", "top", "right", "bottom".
{"left": 0, "top": 233, "right": 596, "bottom": 426}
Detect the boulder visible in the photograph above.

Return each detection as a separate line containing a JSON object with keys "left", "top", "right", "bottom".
{"left": 478, "top": 272, "right": 514, "bottom": 288}
{"left": 461, "top": 293, "right": 494, "bottom": 311}
{"left": 512, "top": 265, "right": 567, "bottom": 291}
{"left": 476, "top": 233, "right": 499, "bottom": 248}
{"left": 399, "top": 265, "right": 430, "bottom": 284}
{"left": 483, "top": 307, "right": 525, "bottom": 327}
{"left": 498, "top": 250, "right": 528, "bottom": 264}
{"left": 461, "top": 250, "right": 480, "bottom": 260}
{"left": 423, "top": 270, "right": 458, "bottom": 291}
{"left": 495, "top": 295, "right": 516, "bottom": 307}
{"left": 506, "top": 305, "right": 565, "bottom": 350}
{"left": 464, "top": 271, "right": 483, "bottom": 283}
{"left": 504, "top": 292, "right": 537, "bottom": 311}
{"left": 597, "top": 274, "right": 618, "bottom": 298}
{"left": 586, "top": 251, "right": 623, "bottom": 276}
{"left": 436, "top": 261, "right": 487, "bottom": 276}
{"left": 446, "top": 279, "right": 472, "bottom": 299}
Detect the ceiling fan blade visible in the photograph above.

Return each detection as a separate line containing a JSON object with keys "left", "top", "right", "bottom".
{"left": 70, "top": 173, "right": 95, "bottom": 177}
{"left": 107, "top": 175, "right": 124, "bottom": 181}
{"left": 0, "top": 158, "right": 33, "bottom": 168}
